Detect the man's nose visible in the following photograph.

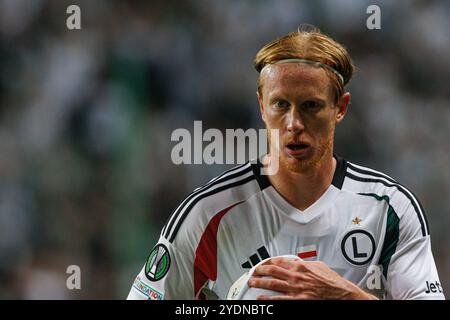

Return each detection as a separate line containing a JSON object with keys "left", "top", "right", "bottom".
{"left": 286, "top": 108, "right": 305, "bottom": 133}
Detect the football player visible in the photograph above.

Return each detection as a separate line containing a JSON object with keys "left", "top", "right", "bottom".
{"left": 127, "top": 27, "right": 444, "bottom": 300}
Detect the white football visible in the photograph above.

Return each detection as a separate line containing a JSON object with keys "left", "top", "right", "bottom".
{"left": 227, "top": 254, "right": 302, "bottom": 300}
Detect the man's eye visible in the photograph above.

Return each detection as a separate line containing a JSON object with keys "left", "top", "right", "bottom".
{"left": 275, "top": 100, "right": 289, "bottom": 108}
{"left": 302, "top": 101, "right": 321, "bottom": 110}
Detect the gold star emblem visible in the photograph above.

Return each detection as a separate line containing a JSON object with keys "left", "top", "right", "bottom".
{"left": 352, "top": 217, "right": 362, "bottom": 225}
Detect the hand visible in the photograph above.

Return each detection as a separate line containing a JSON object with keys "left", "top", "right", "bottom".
{"left": 248, "top": 257, "right": 378, "bottom": 300}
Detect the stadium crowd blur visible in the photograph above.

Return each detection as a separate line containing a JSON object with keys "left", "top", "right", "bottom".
{"left": 0, "top": 0, "right": 448, "bottom": 299}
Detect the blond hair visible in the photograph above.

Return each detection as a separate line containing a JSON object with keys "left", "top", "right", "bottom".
{"left": 254, "top": 26, "right": 355, "bottom": 103}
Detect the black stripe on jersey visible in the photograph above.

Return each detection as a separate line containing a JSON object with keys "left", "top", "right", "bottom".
{"left": 347, "top": 163, "right": 397, "bottom": 184}
{"left": 161, "top": 163, "right": 247, "bottom": 236}
{"left": 162, "top": 163, "right": 251, "bottom": 238}
{"left": 249, "top": 253, "right": 260, "bottom": 266}
{"left": 345, "top": 172, "right": 429, "bottom": 237}
{"left": 167, "top": 175, "right": 256, "bottom": 243}
{"left": 257, "top": 246, "right": 270, "bottom": 260}
{"left": 332, "top": 154, "right": 347, "bottom": 189}
{"left": 251, "top": 159, "right": 271, "bottom": 190}
{"left": 347, "top": 163, "right": 430, "bottom": 236}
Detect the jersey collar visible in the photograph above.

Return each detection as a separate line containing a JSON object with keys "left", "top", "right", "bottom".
{"left": 251, "top": 154, "right": 347, "bottom": 190}
{"left": 251, "top": 154, "right": 347, "bottom": 224}
{"left": 263, "top": 183, "right": 341, "bottom": 224}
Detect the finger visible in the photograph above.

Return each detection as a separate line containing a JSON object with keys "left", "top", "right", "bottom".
{"left": 263, "top": 257, "right": 302, "bottom": 270}
{"left": 252, "top": 265, "right": 293, "bottom": 281}
{"left": 248, "top": 277, "right": 289, "bottom": 293}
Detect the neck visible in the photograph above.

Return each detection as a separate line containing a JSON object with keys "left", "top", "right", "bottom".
{"left": 264, "top": 152, "right": 337, "bottom": 211}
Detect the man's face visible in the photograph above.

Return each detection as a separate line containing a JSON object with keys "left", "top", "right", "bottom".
{"left": 258, "top": 63, "right": 349, "bottom": 173}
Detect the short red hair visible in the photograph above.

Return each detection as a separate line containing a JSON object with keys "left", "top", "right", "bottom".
{"left": 254, "top": 26, "right": 355, "bottom": 103}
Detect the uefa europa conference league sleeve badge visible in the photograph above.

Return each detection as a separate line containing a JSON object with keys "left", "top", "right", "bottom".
{"left": 145, "top": 244, "right": 171, "bottom": 281}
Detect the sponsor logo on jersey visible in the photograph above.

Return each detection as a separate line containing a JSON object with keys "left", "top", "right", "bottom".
{"left": 133, "top": 276, "right": 164, "bottom": 300}
{"left": 145, "top": 243, "right": 171, "bottom": 281}
{"left": 297, "top": 245, "right": 317, "bottom": 260}
{"left": 425, "top": 281, "right": 443, "bottom": 294}
{"left": 241, "top": 246, "right": 270, "bottom": 269}
{"left": 341, "top": 229, "right": 375, "bottom": 266}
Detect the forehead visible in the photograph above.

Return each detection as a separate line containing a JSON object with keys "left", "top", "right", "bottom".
{"left": 261, "top": 63, "right": 332, "bottom": 100}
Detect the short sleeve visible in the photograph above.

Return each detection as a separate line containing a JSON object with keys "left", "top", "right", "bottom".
{"left": 127, "top": 236, "right": 195, "bottom": 300}
{"left": 385, "top": 202, "right": 444, "bottom": 300}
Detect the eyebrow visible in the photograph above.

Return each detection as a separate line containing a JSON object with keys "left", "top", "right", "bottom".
{"left": 268, "top": 92, "right": 327, "bottom": 104}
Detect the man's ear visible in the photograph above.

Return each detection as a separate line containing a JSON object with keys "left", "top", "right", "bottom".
{"left": 335, "top": 92, "right": 351, "bottom": 123}
{"left": 257, "top": 91, "right": 266, "bottom": 123}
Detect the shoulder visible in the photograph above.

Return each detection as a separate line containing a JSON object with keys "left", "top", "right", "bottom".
{"left": 160, "top": 161, "right": 265, "bottom": 248}
{"left": 341, "top": 159, "right": 429, "bottom": 238}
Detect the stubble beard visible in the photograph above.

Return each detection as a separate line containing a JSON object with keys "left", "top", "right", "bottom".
{"left": 268, "top": 125, "right": 335, "bottom": 175}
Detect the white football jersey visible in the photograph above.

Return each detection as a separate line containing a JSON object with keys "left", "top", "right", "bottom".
{"left": 127, "top": 156, "right": 444, "bottom": 300}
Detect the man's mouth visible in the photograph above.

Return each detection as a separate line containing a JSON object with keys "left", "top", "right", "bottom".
{"left": 284, "top": 141, "right": 311, "bottom": 157}
{"left": 286, "top": 142, "right": 309, "bottom": 150}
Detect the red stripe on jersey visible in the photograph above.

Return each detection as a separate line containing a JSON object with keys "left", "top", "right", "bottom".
{"left": 298, "top": 251, "right": 317, "bottom": 259}
{"left": 193, "top": 201, "right": 243, "bottom": 299}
